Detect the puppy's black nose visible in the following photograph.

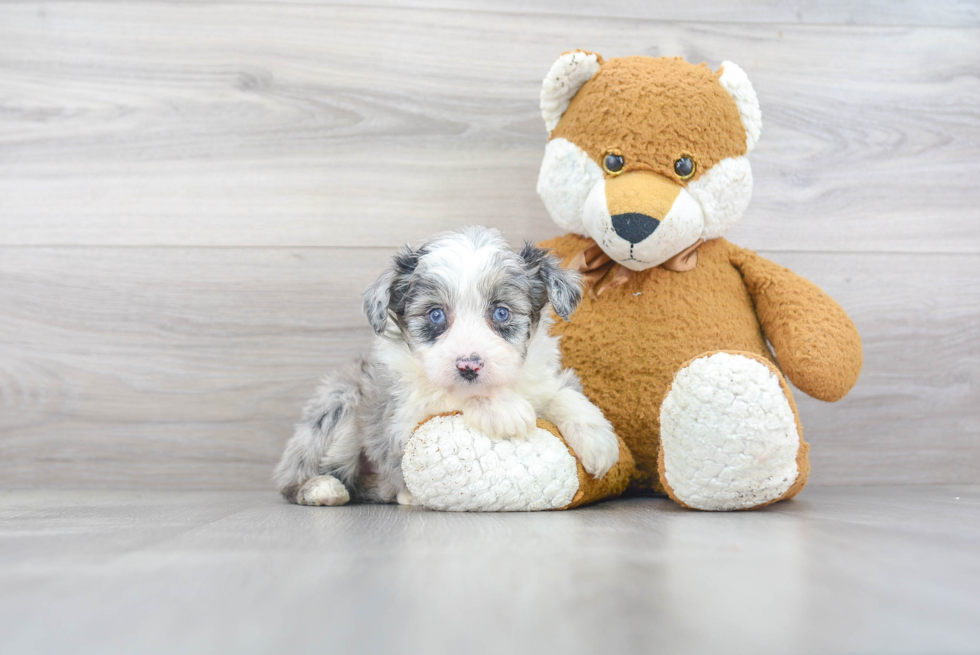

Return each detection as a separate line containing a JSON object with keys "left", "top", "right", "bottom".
{"left": 456, "top": 357, "right": 483, "bottom": 381}
{"left": 611, "top": 212, "right": 660, "bottom": 244}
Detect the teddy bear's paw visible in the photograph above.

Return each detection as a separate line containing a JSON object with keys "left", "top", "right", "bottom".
{"left": 660, "top": 352, "right": 801, "bottom": 511}
{"left": 402, "top": 414, "right": 580, "bottom": 512}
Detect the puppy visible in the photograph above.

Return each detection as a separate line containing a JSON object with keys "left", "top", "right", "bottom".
{"left": 274, "top": 226, "right": 619, "bottom": 506}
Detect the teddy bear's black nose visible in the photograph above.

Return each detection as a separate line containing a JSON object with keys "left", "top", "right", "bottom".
{"left": 611, "top": 213, "right": 660, "bottom": 243}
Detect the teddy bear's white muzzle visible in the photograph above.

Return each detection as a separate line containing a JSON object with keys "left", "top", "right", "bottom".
{"left": 582, "top": 179, "right": 705, "bottom": 271}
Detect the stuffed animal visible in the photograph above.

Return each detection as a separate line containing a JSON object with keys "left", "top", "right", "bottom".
{"left": 404, "top": 414, "right": 634, "bottom": 511}
{"left": 536, "top": 51, "right": 862, "bottom": 510}
{"left": 403, "top": 51, "right": 862, "bottom": 512}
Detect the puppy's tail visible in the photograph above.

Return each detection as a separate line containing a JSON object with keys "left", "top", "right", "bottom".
{"left": 274, "top": 370, "right": 361, "bottom": 503}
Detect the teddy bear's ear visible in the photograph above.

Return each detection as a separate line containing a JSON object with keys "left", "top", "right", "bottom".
{"left": 717, "top": 61, "right": 762, "bottom": 152}
{"left": 540, "top": 51, "right": 603, "bottom": 133}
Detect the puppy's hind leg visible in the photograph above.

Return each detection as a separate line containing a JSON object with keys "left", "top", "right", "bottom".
{"left": 275, "top": 370, "right": 361, "bottom": 506}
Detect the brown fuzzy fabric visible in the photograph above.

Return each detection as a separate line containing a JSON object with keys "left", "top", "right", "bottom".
{"left": 550, "top": 56, "right": 747, "bottom": 184}
{"left": 541, "top": 234, "right": 861, "bottom": 495}
{"left": 534, "top": 419, "right": 635, "bottom": 509}
{"left": 605, "top": 170, "right": 681, "bottom": 224}
{"left": 729, "top": 249, "right": 864, "bottom": 402}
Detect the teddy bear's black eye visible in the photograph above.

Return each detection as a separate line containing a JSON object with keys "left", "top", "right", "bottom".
{"left": 674, "top": 156, "right": 696, "bottom": 180}
{"left": 603, "top": 153, "right": 625, "bottom": 175}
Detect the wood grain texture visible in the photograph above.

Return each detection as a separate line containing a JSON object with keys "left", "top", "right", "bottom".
{"left": 1, "top": 488, "right": 979, "bottom": 655}
{"left": 0, "top": 3, "right": 978, "bottom": 251}
{"left": 9, "top": 0, "right": 976, "bottom": 26}
{"left": 323, "top": 0, "right": 980, "bottom": 26}
{"left": 0, "top": 1, "right": 977, "bottom": 489}
{"left": 0, "top": 247, "right": 384, "bottom": 488}
{"left": 1, "top": 246, "right": 976, "bottom": 488}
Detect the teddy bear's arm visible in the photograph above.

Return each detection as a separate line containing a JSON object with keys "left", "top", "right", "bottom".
{"left": 730, "top": 246, "right": 863, "bottom": 402}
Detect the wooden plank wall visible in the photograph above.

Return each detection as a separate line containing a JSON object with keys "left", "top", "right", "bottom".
{"left": 1, "top": 1, "right": 977, "bottom": 489}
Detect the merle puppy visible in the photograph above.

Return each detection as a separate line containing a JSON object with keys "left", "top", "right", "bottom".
{"left": 275, "top": 226, "right": 619, "bottom": 506}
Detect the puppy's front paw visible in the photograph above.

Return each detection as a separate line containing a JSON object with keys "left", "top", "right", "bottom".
{"left": 463, "top": 392, "right": 537, "bottom": 440}
{"left": 559, "top": 419, "right": 620, "bottom": 480}
{"left": 396, "top": 489, "right": 418, "bottom": 506}
{"left": 295, "top": 475, "right": 350, "bottom": 506}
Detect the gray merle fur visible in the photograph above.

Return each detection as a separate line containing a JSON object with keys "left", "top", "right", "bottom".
{"left": 274, "top": 227, "right": 584, "bottom": 504}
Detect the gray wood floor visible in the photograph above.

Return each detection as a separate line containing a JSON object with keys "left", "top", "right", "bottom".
{"left": 2, "top": 5, "right": 977, "bottom": 653}
{"left": 0, "top": 486, "right": 978, "bottom": 655}
{"left": 1, "top": 0, "right": 979, "bottom": 490}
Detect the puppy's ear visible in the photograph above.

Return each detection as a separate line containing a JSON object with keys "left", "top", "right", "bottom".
{"left": 362, "top": 245, "right": 418, "bottom": 334}
{"left": 520, "top": 242, "right": 582, "bottom": 321}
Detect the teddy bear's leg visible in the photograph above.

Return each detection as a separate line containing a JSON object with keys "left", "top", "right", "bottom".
{"left": 402, "top": 414, "right": 633, "bottom": 512}
{"left": 658, "top": 351, "right": 809, "bottom": 511}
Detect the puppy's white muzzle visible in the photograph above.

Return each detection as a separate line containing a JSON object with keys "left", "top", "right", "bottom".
{"left": 422, "top": 313, "right": 521, "bottom": 397}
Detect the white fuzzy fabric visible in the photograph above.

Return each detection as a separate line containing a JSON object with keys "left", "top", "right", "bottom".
{"left": 402, "top": 414, "right": 580, "bottom": 512}
{"left": 687, "top": 156, "right": 753, "bottom": 240}
{"left": 537, "top": 138, "right": 603, "bottom": 235}
{"left": 583, "top": 179, "right": 706, "bottom": 271}
{"left": 540, "top": 51, "right": 601, "bottom": 133}
{"left": 717, "top": 61, "right": 762, "bottom": 152}
{"left": 660, "top": 353, "right": 799, "bottom": 511}
{"left": 537, "top": 140, "right": 752, "bottom": 266}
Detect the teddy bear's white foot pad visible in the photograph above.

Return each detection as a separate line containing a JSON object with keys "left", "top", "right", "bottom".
{"left": 402, "top": 414, "right": 580, "bottom": 512}
{"left": 660, "top": 352, "right": 800, "bottom": 511}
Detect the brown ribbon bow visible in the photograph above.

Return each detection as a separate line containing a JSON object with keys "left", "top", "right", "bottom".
{"left": 568, "top": 238, "right": 705, "bottom": 298}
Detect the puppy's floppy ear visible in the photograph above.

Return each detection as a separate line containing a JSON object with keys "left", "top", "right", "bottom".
{"left": 362, "top": 245, "right": 419, "bottom": 334}
{"left": 520, "top": 242, "right": 582, "bottom": 321}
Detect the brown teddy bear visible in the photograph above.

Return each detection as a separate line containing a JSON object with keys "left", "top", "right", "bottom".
{"left": 404, "top": 52, "right": 861, "bottom": 512}
{"left": 536, "top": 51, "right": 863, "bottom": 510}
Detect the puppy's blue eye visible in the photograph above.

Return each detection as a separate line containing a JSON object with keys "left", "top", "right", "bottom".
{"left": 428, "top": 308, "right": 446, "bottom": 325}
{"left": 492, "top": 307, "right": 510, "bottom": 322}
